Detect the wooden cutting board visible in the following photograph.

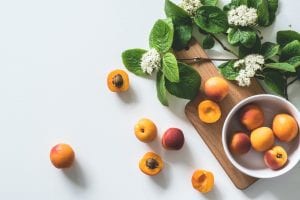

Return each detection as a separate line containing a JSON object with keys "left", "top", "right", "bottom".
{"left": 175, "top": 39, "right": 265, "bottom": 190}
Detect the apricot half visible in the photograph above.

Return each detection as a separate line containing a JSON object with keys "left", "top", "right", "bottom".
{"left": 250, "top": 127, "right": 275, "bottom": 152}
{"left": 272, "top": 114, "right": 299, "bottom": 142}
{"left": 107, "top": 69, "right": 129, "bottom": 92}
{"left": 198, "top": 100, "right": 221, "bottom": 123}
{"left": 191, "top": 169, "right": 214, "bottom": 193}
{"left": 240, "top": 104, "right": 264, "bottom": 131}
{"left": 204, "top": 76, "right": 229, "bottom": 102}
{"left": 50, "top": 143, "right": 75, "bottom": 169}
{"left": 139, "top": 152, "right": 163, "bottom": 176}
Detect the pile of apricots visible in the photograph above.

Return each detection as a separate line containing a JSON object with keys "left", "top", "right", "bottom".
{"left": 229, "top": 104, "right": 299, "bottom": 170}
{"left": 134, "top": 118, "right": 214, "bottom": 193}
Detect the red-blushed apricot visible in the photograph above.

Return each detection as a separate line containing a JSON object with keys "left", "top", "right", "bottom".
{"left": 264, "top": 146, "right": 288, "bottom": 170}
{"left": 50, "top": 143, "right": 75, "bottom": 168}
{"left": 162, "top": 128, "right": 185, "bottom": 150}
{"left": 229, "top": 132, "right": 251, "bottom": 154}
{"left": 240, "top": 104, "right": 264, "bottom": 131}
{"left": 204, "top": 77, "right": 229, "bottom": 102}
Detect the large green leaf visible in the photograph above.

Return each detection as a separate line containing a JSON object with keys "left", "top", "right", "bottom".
{"left": 228, "top": 28, "right": 256, "bottom": 48}
{"left": 162, "top": 53, "right": 179, "bottom": 82}
{"left": 260, "top": 42, "right": 280, "bottom": 59}
{"left": 239, "top": 35, "right": 262, "bottom": 58}
{"left": 173, "top": 23, "right": 193, "bottom": 50}
{"left": 149, "top": 18, "right": 174, "bottom": 53}
{"left": 165, "top": 0, "right": 190, "bottom": 24}
{"left": 264, "top": 63, "right": 296, "bottom": 72}
{"left": 286, "top": 56, "right": 300, "bottom": 68}
{"left": 194, "top": 6, "right": 228, "bottom": 34}
{"left": 122, "top": 49, "right": 147, "bottom": 76}
{"left": 202, "top": 34, "right": 215, "bottom": 49}
{"left": 277, "top": 30, "right": 300, "bottom": 47}
{"left": 256, "top": 0, "right": 270, "bottom": 26}
{"left": 219, "top": 61, "right": 239, "bottom": 80}
{"left": 156, "top": 71, "right": 168, "bottom": 106}
{"left": 165, "top": 63, "right": 201, "bottom": 99}
{"left": 264, "top": 70, "right": 285, "bottom": 96}
{"left": 280, "top": 40, "right": 300, "bottom": 61}
{"left": 201, "top": 0, "right": 218, "bottom": 6}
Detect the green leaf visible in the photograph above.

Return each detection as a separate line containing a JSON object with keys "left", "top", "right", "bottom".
{"left": 264, "top": 63, "right": 296, "bottom": 72}
{"left": 260, "top": 42, "right": 280, "bottom": 59}
{"left": 219, "top": 61, "right": 239, "bottom": 80}
{"left": 256, "top": 0, "right": 270, "bottom": 27}
{"left": 122, "top": 49, "right": 147, "bottom": 76}
{"left": 264, "top": 70, "right": 285, "bottom": 96}
{"left": 267, "top": 0, "right": 278, "bottom": 13}
{"left": 173, "top": 23, "right": 193, "bottom": 51}
{"left": 223, "top": 0, "right": 248, "bottom": 11}
{"left": 239, "top": 35, "right": 262, "bottom": 58}
{"left": 156, "top": 71, "right": 168, "bottom": 106}
{"left": 286, "top": 56, "right": 300, "bottom": 68}
{"left": 202, "top": 34, "right": 215, "bottom": 49}
{"left": 165, "top": 62, "right": 201, "bottom": 99}
{"left": 228, "top": 28, "right": 256, "bottom": 48}
{"left": 165, "top": 0, "right": 190, "bottom": 24}
{"left": 149, "top": 18, "right": 174, "bottom": 53}
{"left": 201, "top": 0, "right": 218, "bottom": 6}
{"left": 280, "top": 40, "right": 300, "bottom": 61}
{"left": 194, "top": 6, "right": 228, "bottom": 34}
{"left": 162, "top": 53, "right": 179, "bottom": 82}
{"left": 277, "top": 30, "right": 300, "bottom": 47}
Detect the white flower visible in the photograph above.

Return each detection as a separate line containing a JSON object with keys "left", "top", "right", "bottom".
{"left": 140, "top": 49, "right": 161, "bottom": 74}
{"left": 179, "top": 0, "right": 201, "bottom": 16}
{"left": 228, "top": 5, "right": 258, "bottom": 27}
{"left": 234, "top": 54, "right": 265, "bottom": 87}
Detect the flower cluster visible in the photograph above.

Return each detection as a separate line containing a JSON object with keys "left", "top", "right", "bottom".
{"left": 179, "top": 0, "right": 202, "bottom": 16}
{"left": 140, "top": 49, "right": 161, "bottom": 74}
{"left": 228, "top": 5, "right": 258, "bottom": 27}
{"left": 234, "top": 54, "right": 265, "bottom": 87}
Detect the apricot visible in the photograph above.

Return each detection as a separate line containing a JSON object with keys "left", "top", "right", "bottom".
{"left": 107, "top": 69, "right": 129, "bottom": 92}
{"left": 191, "top": 169, "right": 214, "bottom": 193}
{"left": 198, "top": 100, "right": 221, "bottom": 123}
{"left": 272, "top": 114, "right": 299, "bottom": 142}
{"left": 229, "top": 132, "right": 251, "bottom": 154}
{"left": 240, "top": 104, "right": 264, "bottom": 131}
{"left": 162, "top": 128, "right": 185, "bottom": 150}
{"left": 50, "top": 143, "right": 75, "bottom": 168}
{"left": 264, "top": 146, "right": 288, "bottom": 170}
{"left": 204, "top": 77, "right": 229, "bottom": 102}
{"left": 134, "top": 118, "right": 157, "bottom": 143}
{"left": 139, "top": 152, "right": 163, "bottom": 176}
{"left": 250, "top": 127, "right": 275, "bottom": 152}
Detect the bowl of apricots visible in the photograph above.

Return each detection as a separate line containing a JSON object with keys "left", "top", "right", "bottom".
{"left": 222, "top": 94, "right": 300, "bottom": 178}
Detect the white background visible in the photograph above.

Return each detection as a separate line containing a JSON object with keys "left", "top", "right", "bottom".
{"left": 0, "top": 0, "right": 300, "bottom": 199}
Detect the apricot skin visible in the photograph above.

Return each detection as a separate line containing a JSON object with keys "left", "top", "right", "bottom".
{"left": 50, "top": 144, "right": 75, "bottom": 169}
{"left": 264, "top": 146, "right": 288, "bottom": 170}
{"left": 134, "top": 118, "right": 157, "bottom": 143}
{"left": 162, "top": 128, "right": 185, "bottom": 150}
{"left": 240, "top": 104, "right": 264, "bottom": 131}
{"left": 204, "top": 77, "right": 229, "bottom": 102}
{"left": 272, "top": 114, "right": 299, "bottom": 142}
{"left": 250, "top": 127, "right": 275, "bottom": 152}
{"left": 229, "top": 132, "right": 251, "bottom": 154}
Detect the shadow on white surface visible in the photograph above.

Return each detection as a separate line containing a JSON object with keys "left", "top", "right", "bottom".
{"left": 63, "top": 160, "right": 87, "bottom": 189}
{"left": 198, "top": 184, "right": 222, "bottom": 200}
{"left": 150, "top": 162, "right": 171, "bottom": 189}
{"left": 117, "top": 87, "right": 138, "bottom": 104}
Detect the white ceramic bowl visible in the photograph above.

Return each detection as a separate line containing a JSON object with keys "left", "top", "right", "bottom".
{"left": 222, "top": 94, "right": 300, "bottom": 178}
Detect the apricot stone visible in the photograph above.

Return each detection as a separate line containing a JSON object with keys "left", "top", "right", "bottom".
{"left": 162, "top": 128, "right": 185, "bottom": 150}
{"left": 250, "top": 127, "right": 275, "bottom": 152}
{"left": 264, "top": 146, "right": 288, "bottom": 170}
{"left": 204, "top": 77, "right": 229, "bottom": 102}
{"left": 240, "top": 104, "right": 264, "bottom": 131}
{"left": 229, "top": 132, "right": 251, "bottom": 154}
{"left": 272, "top": 114, "right": 299, "bottom": 142}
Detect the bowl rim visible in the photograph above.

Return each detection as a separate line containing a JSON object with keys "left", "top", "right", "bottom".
{"left": 222, "top": 94, "right": 300, "bottom": 178}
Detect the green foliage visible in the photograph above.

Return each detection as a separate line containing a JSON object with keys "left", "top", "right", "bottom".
{"left": 280, "top": 40, "right": 300, "bottom": 61}
{"left": 260, "top": 42, "right": 280, "bottom": 59}
{"left": 201, "top": 0, "right": 218, "bottom": 6}
{"left": 202, "top": 34, "right": 215, "bottom": 49}
{"left": 156, "top": 71, "right": 169, "bottom": 106}
{"left": 162, "top": 53, "right": 179, "bottom": 82}
{"left": 219, "top": 61, "right": 239, "bottom": 80}
{"left": 122, "top": 49, "right": 147, "bottom": 76}
{"left": 228, "top": 28, "right": 257, "bottom": 48}
{"left": 264, "top": 63, "right": 296, "bottom": 72}
{"left": 263, "top": 70, "right": 285, "bottom": 96}
{"left": 277, "top": 30, "right": 300, "bottom": 47}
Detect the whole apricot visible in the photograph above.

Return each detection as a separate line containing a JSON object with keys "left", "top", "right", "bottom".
{"left": 107, "top": 69, "right": 129, "bottom": 92}
{"left": 134, "top": 118, "right": 157, "bottom": 143}
{"left": 250, "top": 127, "right": 275, "bottom": 152}
{"left": 191, "top": 169, "right": 214, "bottom": 193}
{"left": 229, "top": 132, "right": 251, "bottom": 154}
{"left": 240, "top": 104, "right": 264, "bottom": 131}
{"left": 272, "top": 114, "right": 299, "bottom": 142}
{"left": 204, "top": 77, "right": 229, "bottom": 102}
{"left": 264, "top": 146, "right": 288, "bottom": 170}
{"left": 139, "top": 152, "right": 163, "bottom": 176}
{"left": 162, "top": 128, "right": 185, "bottom": 150}
{"left": 198, "top": 100, "right": 221, "bottom": 123}
{"left": 50, "top": 143, "right": 75, "bottom": 168}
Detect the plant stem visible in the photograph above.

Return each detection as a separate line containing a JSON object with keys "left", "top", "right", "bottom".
{"left": 287, "top": 77, "right": 298, "bottom": 86}
{"left": 177, "top": 57, "right": 237, "bottom": 63}
{"left": 211, "top": 34, "right": 239, "bottom": 58}
{"left": 284, "top": 75, "right": 289, "bottom": 100}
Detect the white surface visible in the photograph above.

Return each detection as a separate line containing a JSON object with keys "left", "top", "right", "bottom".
{"left": 0, "top": 0, "right": 300, "bottom": 199}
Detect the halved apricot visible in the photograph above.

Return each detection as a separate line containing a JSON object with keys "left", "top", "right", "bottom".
{"left": 139, "top": 152, "right": 163, "bottom": 176}
{"left": 198, "top": 100, "right": 221, "bottom": 123}
{"left": 107, "top": 69, "right": 129, "bottom": 92}
{"left": 191, "top": 169, "right": 214, "bottom": 193}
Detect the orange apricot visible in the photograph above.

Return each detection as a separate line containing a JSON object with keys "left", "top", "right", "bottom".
{"left": 191, "top": 169, "right": 214, "bottom": 193}
{"left": 240, "top": 104, "right": 264, "bottom": 131}
{"left": 204, "top": 76, "right": 229, "bottom": 102}
{"left": 107, "top": 69, "right": 129, "bottom": 92}
{"left": 250, "top": 127, "right": 275, "bottom": 152}
{"left": 50, "top": 143, "right": 75, "bottom": 168}
{"left": 139, "top": 152, "right": 163, "bottom": 176}
{"left": 264, "top": 146, "right": 288, "bottom": 170}
{"left": 134, "top": 118, "right": 157, "bottom": 143}
{"left": 198, "top": 100, "right": 221, "bottom": 123}
{"left": 272, "top": 114, "right": 299, "bottom": 142}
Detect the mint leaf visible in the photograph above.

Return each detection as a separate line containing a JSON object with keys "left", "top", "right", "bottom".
{"left": 201, "top": 0, "right": 218, "bottom": 6}
{"left": 286, "top": 56, "right": 300, "bottom": 68}
{"left": 165, "top": 0, "right": 190, "bottom": 24}
{"left": 280, "top": 40, "right": 300, "bottom": 61}
{"left": 195, "top": 6, "right": 228, "bottom": 34}
{"left": 261, "top": 42, "right": 280, "bottom": 59}
{"left": 202, "top": 34, "right": 215, "bottom": 49}
{"left": 122, "top": 49, "right": 147, "bottom": 76}
{"left": 228, "top": 28, "right": 256, "bottom": 48}
{"left": 149, "top": 18, "right": 174, "bottom": 53}
{"left": 156, "top": 71, "right": 168, "bottom": 106}
{"left": 165, "top": 63, "right": 201, "bottom": 99}
{"left": 162, "top": 53, "right": 179, "bottom": 82}
{"left": 219, "top": 61, "right": 239, "bottom": 80}
{"left": 277, "top": 30, "right": 300, "bottom": 47}
{"left": 264, "top": 63, "right": 296, "bottom": 72}
{"left": 264, "top": 70, "right": 285, "bottom": 96}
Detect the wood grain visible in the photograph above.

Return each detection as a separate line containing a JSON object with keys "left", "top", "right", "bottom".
{"left": 175, "top": 39, "right": 265, "bottom": 190}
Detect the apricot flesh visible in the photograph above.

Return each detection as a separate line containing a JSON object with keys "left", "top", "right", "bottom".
{"left": 198, "top": 100, "right": 221, "bottom": 123}
{"left": 240, "top": 104, "right": 264, "bottom": 131}
{"left": 134, "top": 118, "right": 157, "bottom": 143}
{"left": 162, "top": 128, "right": 185, "bottom": 150}
{"left": 250, "top": 127, "right": 275, "bottom": 152}
{"left": 264, "top": 146, "right": 288, "bottom": 170}
{"left": 229, "top": 132, "right": 251, "bottom": 154}
{"left": 50, "top": 143, "right": 75, "bottom": 169}
{"left": 204, "top": 77, "right": 229, "bottom": 102}
{"left": 272, "top": 114, "right": 299, "bottom": 142}
{"left": 191, "top": 169, "right": 214, "bottom": 193}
